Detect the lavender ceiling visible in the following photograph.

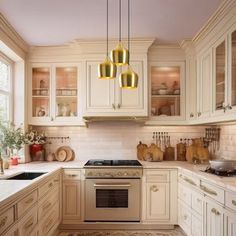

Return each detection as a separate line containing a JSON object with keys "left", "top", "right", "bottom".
{"left": 0, "top": 0, "right": 222, "bottom": 46}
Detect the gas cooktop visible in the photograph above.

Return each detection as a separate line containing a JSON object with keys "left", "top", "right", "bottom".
{"left": 202, "top": 166, "right": 236, "bottom": 177}
{"left": 84, "top": 159, "right": 142, "bottom": 167}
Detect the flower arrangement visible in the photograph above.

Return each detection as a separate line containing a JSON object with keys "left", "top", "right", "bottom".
{"left": 25, "top": 130, "right": 47, "bottom": 145}
{"left": 0, "top": 122, "right": 25, "bottom": 154}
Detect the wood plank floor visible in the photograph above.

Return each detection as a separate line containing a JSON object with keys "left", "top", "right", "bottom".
{"left": 58, "top": 228, "right": 186, "bottom": 236}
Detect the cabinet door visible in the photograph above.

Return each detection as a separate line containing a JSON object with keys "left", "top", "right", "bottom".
{"left": 213, "top": 38, "right": 227, "bottom": 115}
{"left": 85, "top": 61, "right": 115, "bottom": 114}
{"left": 191, "top": 213, "right": 203, "bottom": 236}
{"left": 205, "top": 201, "right": 224, "bottom": 236}
{"left": 116, "top": 61, "right": 147, "bottom": 115}
{"left": 225, "top": 210, "right": 236, "bottom": 236}
{"left": 62, "top": 181, "right": 81, "bottom": 222}
{"left": 197, "top": 49, "right": 212, "bottom": 119}
{"left": 29, "top": 64, "right": 52, "bottom": 124}
{"left": 146, "top": 183, "right": 170, "bottom": 220}
{"left": 149, "top": 61, "right": 185, "bottom": 122}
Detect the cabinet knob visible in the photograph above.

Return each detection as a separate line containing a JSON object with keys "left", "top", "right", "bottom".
{"left": 117, "top": 103, "right": 121, "bottom": 109}
{"left": 112, "top": 103, "right": 116, "bottom": 110}
{"left": 51, "top": 117, "right": 54, "bottom": 121}
{"left": 227, "top": 104, "right": 232, "bottom": 110}
{"left": 190, "top": 113, "right": 194, "bottom": 118}
{"left": 232, "top": 200, "right": 236, "bottom": 206}
{"left": 197, "top": 112, "right": 201, "bottom": 117}
{"left": 151, "top": 185, "right": 159, "bottom": 192}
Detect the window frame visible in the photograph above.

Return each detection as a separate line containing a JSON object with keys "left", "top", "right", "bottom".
{"left": 0, "top": 51, "right": 13, "bottom": 122}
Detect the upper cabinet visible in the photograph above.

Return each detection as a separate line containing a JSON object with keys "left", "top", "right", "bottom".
{"left": 149, "top": 62, "right": 185, "bottom": 122}
{"left": 83, "top": 59, "right": 147, "bottom": 117}
{"left": 28, "top": 63, "right": 83, "bottom": 126}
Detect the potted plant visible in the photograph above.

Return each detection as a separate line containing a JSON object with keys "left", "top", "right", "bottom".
{"left": 0, "top": 122, "right": 26, "bottom": 166}
{"left": 25, "top": 129, "right": 47, "bottom": 161}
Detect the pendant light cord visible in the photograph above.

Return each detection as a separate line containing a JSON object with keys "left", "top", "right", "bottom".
{"left": 128, "top": 0, "right": 130, "bottom": 51}
{"left": 119, "top": 0, "right": 121, "bottom": 42}
{"left": 106, "top": 0, "right": 109, "bottom": 57}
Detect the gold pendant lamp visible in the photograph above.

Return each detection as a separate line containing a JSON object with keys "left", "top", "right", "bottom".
{"left": 98, "top": 0, "right": 117, "bottom": 79}
{"left": 120, "top": 0, "right": 138, "bottom": 88}
{"left": 111, "top": 0, "right": 129, "bottom": 66}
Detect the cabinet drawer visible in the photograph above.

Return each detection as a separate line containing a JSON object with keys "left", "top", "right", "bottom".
{"left": 38, "top": 202, "right": 59, "bottom": 236}
{"left": 178, "top": 172, "right": 199, "bottom": 187}
{"left": 0, "top": 206, "right": 14, "bottom": 235}
{"left": 18, "top": 205, "right": 37, "bottom": 236}
{"left": 225, "top": 191, "right": 236, "bottom": 212}
{"left": 38, "top": 173, "right": 60, "bottom": 198}
{"left": 146, "top": 170, "right": 170, "bottom": 182}
{"left": 178, "top": 201, "right": 191, "bottom": 233}
{"left": 17, "top": 190, "right": 38, "bottom": 218}
{"left": 191, "top": 191, "right": 203, "bottom": 216}
{"left": 38, "top": 189, "right": 59, "bottom": 220}
{"left": 178, "top": 183, "right": 191, "bottom": 206}
{"left": 63, "top": 169, "right": 81, "bottom": 180}
{"left": 200, "top": 180, "right": 224, "bottom": 204}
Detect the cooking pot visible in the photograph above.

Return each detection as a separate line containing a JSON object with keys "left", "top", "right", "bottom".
{"left": 209, "top": 159, "right": 236, "bottom": 172}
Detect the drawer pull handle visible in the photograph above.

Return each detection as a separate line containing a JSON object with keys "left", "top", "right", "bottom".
{"left": 211, "top": 208, "right": 220, "bottom": 215}
{"left": 68, "top": 174, "right": 78, "bottom": 177}
{"left": 0, "top": 216, "right": 7, "bottom": 228}
{"left": 43, "top": 202, "right": 52, "bottom": 211}
{"left": 183, "top": 177, "right": 197, "bottom": 186}
{"left": 232, "top": 200, "right": 236, "bottom": 206}
{"left": 25, "top": 197, "right": 34, "bottom": 204}
{"left": 200, "top": 185, "right": 217, "bottom": 196}
{"left": 48, "top": 183, "right": 53, "bottom": 188}
{"left": 54, "top": 179, "right": 59, "bottom": 182}
{"left": 151, "top": 185, "right": 159, "bottom": 192}
{"left": 24, "top": 220, "right": 34, "bottom": 229}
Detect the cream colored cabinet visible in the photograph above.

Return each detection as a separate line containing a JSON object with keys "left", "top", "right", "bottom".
{"left": 196, "top": 48, "right": 212, "bottom": 120}
{"left": 62, "top": 169, "right": 82, "bottom": 224}
{"left": 142, "top": 169, "right": 177, "bottom": 224}
{"left": 205, "top": 199, "right": 224, "bottom": 236}
{"left": 225, "top": 209, "right": 236, "bottom": 236}
{"left": 28, "top": 63, "right": 83, "bottom": 125}
{"left": 148, "top": 61, "right": 185, "bottom": 124}
{"left": 83, "top": 60, "right": 147, "bottom": 117}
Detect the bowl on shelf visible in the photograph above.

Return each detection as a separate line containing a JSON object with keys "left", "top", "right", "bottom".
{"left": 158, "top": 89, "right": 168, "bottom": 95}
{"left": 173, "top": 89, "right": 180, "bottom": 95}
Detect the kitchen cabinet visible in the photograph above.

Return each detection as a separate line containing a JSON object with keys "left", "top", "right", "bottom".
{"left": 225, "top": 209, "right": 236, "bottom": 236}
{"left": 148, "top": 62, "right": 185, "bottom": 123}
{"left": 142, "top": 169, "right": 177, "bottom": 224}
{"left": 62, "top": 169, "right": 82, "bottom": 224}
{"left": 83, "top": 59, "right": 147, "bottom": 117}
{"left": 205, "top": 199, "right": 224, "bottom": 236}
{"left": 196, "top": 48, "right": 212, "bottom": 120}
{"left": 28, "top": 63, "right": 83, "bottom": 126}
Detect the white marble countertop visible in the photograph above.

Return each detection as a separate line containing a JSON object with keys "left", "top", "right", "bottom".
{"left": 0, "top": 160, "right": 235, "bottom": 207}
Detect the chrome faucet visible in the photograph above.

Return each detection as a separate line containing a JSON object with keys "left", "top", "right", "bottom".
{"left": 0, "top": 154, "right": 4, "bottom": 175}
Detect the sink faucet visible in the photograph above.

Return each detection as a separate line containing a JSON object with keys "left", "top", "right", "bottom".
{"left": 0, "top": 154, "right": 4, "bottom": 175}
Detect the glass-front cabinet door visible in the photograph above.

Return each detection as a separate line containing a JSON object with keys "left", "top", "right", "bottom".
{"left": 55, "top": 66, "right": 78, "bottom": 119}
{"left": 31, "top": 66, "right": 51, "bottom": 120}
{"left": 149, "top": 62, "right": 185, "bottom": 122}
{"left": 29, "top": 63, "right": 81, "bottom": 125}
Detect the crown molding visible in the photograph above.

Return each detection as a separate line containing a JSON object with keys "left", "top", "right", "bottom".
{"left": 0, "top": 13, "right": 29, "bottom": 58}
{"left": 193, "top": 0, "right": 236, "bottom": 45}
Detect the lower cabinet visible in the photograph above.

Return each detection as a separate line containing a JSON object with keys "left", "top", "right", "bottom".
{"left": 62, "top": 169, "right": 82, "bottom": 224}
{"left": 142, "top": 169, "right": 177, "bottom": 224}
{"left": 205, "top": 199, "right": 224, "bottom": 236}
{"left": 224, "top": 209, "right": 236, "bottom": 236}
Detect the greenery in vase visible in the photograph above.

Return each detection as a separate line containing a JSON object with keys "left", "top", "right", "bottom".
{"left": 0, "top": 122, "right": 25, "bottom": 155}
{"left": 24, "top": 129, "right": 47, "bottom": 145}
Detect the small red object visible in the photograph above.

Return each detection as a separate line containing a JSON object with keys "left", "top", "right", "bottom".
{"left": 11, "top": 157, "right": 19, "bottom": 165}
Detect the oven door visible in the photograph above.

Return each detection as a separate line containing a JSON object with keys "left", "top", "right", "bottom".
{"left": 85, "top": 178, "right": 141, "bottom": 222}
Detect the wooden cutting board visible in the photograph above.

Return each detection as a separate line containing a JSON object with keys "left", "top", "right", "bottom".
{"left": 164, "top": 146, "right": 175, "bottom": 161}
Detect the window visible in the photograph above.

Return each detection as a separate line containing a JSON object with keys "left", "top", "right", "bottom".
{"left": 0, "top": 53, "right": 12, "bottom": 122}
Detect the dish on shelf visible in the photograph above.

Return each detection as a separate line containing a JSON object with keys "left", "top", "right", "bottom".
{"left": 55, "top": 146, "right": 74, "bottom": 162}
{"left": 173, "top": 89, "right": 180, "bottom": 95}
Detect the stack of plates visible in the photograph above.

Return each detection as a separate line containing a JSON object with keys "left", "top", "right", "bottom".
{"left": 55, "top": 146, "right": 75, "bottom": 162}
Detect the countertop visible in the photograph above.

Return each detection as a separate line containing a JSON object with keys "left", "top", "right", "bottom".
{"left": 0, "top": 160, "right": 236, "bottom": 207}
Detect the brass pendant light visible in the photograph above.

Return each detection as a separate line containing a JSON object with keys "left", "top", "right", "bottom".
{"left": 98, "top": 0, "right": 117, "bottom": 79}
{"left": 120, "top": 0, "right": 138, "bottom": 88}
{"left": 111, "top": 0, "right": 129, "bottom": 66}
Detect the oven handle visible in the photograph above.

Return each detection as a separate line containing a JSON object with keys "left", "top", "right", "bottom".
{"left": 93, "top": 183, "right": 131, "bottom": 188}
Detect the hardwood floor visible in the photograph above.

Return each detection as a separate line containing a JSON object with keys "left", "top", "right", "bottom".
{"left": 58, "top": 228, "right": 186, "bottom": 236}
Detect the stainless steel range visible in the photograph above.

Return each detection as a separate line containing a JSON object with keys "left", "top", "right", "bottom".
{"left": 84, "top": 159, "right": 142, "bottom": 222}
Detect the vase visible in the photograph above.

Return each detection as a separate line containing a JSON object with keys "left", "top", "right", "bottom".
{"left": 30, "top": 144, "right": 45, "bottom": 161}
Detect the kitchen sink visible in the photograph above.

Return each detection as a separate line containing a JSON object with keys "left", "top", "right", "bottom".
{"left": 7, "top": 172, "right": 47, "bottom": 180}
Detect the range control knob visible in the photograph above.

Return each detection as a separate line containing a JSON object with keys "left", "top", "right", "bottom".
{"left": 117, "top": 172, "right": 122, "bottom": 176}
{"left": 123, "top": 172, "right": 128, "bottom": 176}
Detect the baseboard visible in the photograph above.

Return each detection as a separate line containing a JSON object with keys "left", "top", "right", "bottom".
{"left": 59, "top": 223, "right": 175, "bottom": 230}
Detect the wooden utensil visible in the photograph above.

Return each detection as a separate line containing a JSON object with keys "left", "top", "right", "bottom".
{"left": 55, "top": 148, "right": 67, "bottom": 162}
{"left": 137, "top": 141, "right": 148, "bottom": 161}
{"left": 164, "top": 136, "right": 175, "bottom": 161}
{"left": 176, "top": 139, "right": 186, "bottom": 161}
